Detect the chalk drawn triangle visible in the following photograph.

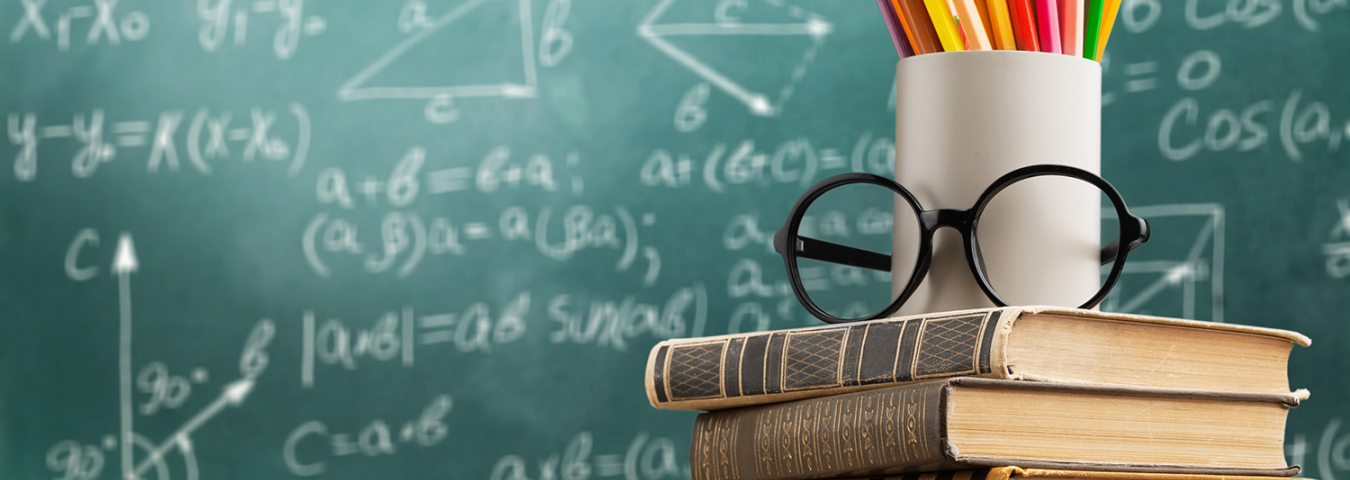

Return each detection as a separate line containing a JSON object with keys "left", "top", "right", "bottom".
{"left": 338, "top": 0, "right": 538, "bottom": 102}
{"left": 638, "top": 0, "right": 831, "bottom": 117}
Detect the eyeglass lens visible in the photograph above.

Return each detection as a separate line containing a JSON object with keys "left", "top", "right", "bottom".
{"left": 794, "top": 181, "right": 921, "bottom": 320}
{"left": 973, "top": 175, "right": 1116, "bottom": 306}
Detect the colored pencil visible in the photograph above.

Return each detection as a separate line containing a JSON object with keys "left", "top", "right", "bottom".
{"left": 1035, "top": 0, "right": 1062, "bottom": 53}
{"left": 1083, "top": 0, "right": 1104, "bottom": 60}
{"left": 974, "top": 0, "right": 996, "bottom": 44}
{"left": 1008, "top": 0, "right": 1040, "bottom": 52}
{"left": 985, "top": 0, "right": 1018, "bottom": 50}
{"left": 894, "top": 0, "right": 944, "bottom": 54}
{"left": 1060, "top": 0, "right": 1084, "bottom": 56}
{"left": 952, "top": 0, "right": 993, "bottom": 50}
{"left": 923, "top": 0, "right": 966, "bottom": 51}
{"left": 877, "top": 0, "right": 916, "bottom": 58}
{"left": 1096, "top": 0, "right": 1123, "bottom": 59}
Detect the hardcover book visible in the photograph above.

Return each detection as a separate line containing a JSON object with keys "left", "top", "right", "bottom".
{"left": 688, "top": 378, "right": 1302, "bottom": 480}
{"left": 647, "top": 306, "right": 1309, "bottom": 411}
{"left": 861, "top": 467, "right": 1315, "bottom": 480}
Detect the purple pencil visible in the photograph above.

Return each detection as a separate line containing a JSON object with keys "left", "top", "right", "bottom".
{"left": 876, "top": 0, "right": 915, "bottom": 59}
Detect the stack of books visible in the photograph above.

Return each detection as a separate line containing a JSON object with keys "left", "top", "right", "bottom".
{"left": 644, "top": 306, "right": 1311, "bottom": 480}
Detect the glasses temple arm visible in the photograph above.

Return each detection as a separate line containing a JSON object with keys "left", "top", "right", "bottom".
{"left": 1100, "top": 217, "right": 1152, "bottom": 266}
{"left": 792, "top": 235, "right": 893, "bottom": 272}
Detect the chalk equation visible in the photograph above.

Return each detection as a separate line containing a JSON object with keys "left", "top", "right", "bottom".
{"left": 197, "top": 0, "right": 326, "bottom": 59}
{"left": 7, "top": 104, "right": 310, "bottom": 181}
{"left": 302, "top": 205, "right": 660, "bottom": 282}
{"left": 9, "top": 0, "right": 148, "bottom": 51}
{"left": 1102, "top": 49, "right": 1222, "bottom": 106}
{"left": 1159, "top": 89, "right": 1350, "bottom": 162}
{"left": 640, "top": 133, "right": 894, "bottom": 192}
{"left": 299, "top": 285, "right": 708, "bottom": 386}
{"left": 1105, "top": 0, "right": 1348, "bottom": 34}
{"left": 491, "top": 431, "right": 686, "bottom": 480}
{"left": 283, "top": 394, "right": 453, "bottom": 476}
{"left": 315, "top": 146, "right": 583, "bottom": 209}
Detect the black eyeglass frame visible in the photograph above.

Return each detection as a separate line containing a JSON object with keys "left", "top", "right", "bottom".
{"left": 774, "top": 164, "right": 1151, "bottom": 324}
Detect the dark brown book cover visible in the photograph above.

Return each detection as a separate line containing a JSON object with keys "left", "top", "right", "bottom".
{"left": 689, "top": 378, "right": 1302, "bottom": 480}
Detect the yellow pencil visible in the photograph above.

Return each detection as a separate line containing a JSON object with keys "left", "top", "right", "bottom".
{"left": 1096, "top": 0, "right": 1123, "bottom": 59}
{"left": 923, "top": 0, "right": 965, "bottom": 51}
{"left": 952, "top": 0, "right": 993, "bottom": 50}
{"left": 984, "top": 0, "right": 1017, "bottom": 50}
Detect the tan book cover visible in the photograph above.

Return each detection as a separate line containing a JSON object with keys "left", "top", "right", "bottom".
{"left": 857, "top": 467, "right": 1316, "bottom": 480}
{"left": 648, "top": 306, "right": 1310, "bottom": 411}
{"left": 689, "top": 378, "right": 1302, "bottom": 480}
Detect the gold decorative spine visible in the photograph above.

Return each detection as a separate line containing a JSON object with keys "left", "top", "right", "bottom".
{"left": 691, "top": 381, "right": 950, "bottom": 480}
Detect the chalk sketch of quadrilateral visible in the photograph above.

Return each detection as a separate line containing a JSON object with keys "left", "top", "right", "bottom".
{"left": 637, "top": 0, "right": 832, "bottom": 117}
{"left": 337, "top": 0, "right": 538, "bottom": 115}
{"left": 1101, "top": 203, "right": 1225, "bottom": 323}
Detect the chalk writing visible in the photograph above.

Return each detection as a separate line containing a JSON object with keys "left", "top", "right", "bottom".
{"left": 6, "top": 104, "right": 310, "bottom": 181}
{"left": 491, "top": 432, "right": 685, "bottom": 480}
{"left": 302, "top": 205, "right": 658, "bottom": 280}
{"left": 283, "top": 395, "right": 453, "bottom": 476}
{"left": 641, "top": 133, "right": 894, "bottom": 191}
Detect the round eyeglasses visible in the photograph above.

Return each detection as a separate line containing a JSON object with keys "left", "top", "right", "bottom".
{"left": 774, "top": 164, "right": 1150, "bottom": 324}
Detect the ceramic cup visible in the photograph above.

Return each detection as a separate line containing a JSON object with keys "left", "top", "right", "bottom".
{"left": 893, "top": 51, "right": 1102, "bottom": 315}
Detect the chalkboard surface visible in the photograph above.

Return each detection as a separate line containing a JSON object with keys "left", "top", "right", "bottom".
{"left": 3, "top": 1, "right": 1348, "bottom": 480}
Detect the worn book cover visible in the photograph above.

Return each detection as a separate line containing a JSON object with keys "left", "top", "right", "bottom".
{"left": 648, "top": 306, "right": 1310, "bottom": 411}
{"left": 689, "top": 378, "right": 1302, "bottom": 480}
{"left": 857, "top": 467, "right": 1316, "bottom": 480}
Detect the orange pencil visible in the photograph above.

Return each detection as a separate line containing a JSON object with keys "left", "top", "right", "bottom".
{"left": 1007, "top": 0, "right": 1040, "bottom": 52}
{"left": 893, "top": 0, "right": 944, "bottom": 54}
{"left": 984, "top": 0, "right": 1017, "bottom": 50}
{"left": 974, "top": 0, "right": 996, "bottom": 43}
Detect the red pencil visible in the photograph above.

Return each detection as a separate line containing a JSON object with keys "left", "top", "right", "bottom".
{"left": 1008, "top": 0, "right": 1040, "bottom": 52}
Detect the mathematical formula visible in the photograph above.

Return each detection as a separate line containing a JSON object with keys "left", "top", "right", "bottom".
{"left": 1159, "top": 89, "right": 1350, "bottom": 161}
{"left": 314, "top": 146, "right": 583, "bottom": 209}
{"left": 7, "top": 104, "right": 310, "bottom": 181}
{"left": 298, "top": 285, "right": 708, "bottom": 386}
{"left": 302, "top": 205, "right": 659, "bottom": 281}
{"left": 640, "top": 133, "right": 894, "bottom": 192}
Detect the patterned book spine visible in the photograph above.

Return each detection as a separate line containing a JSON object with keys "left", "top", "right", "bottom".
{"left": 690, "top": 381, "right": 950, "bottom": 480}
{"left": 651, "top": 310, "right": 1004, "bottom": 409}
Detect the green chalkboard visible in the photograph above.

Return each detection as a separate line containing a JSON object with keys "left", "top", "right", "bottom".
{"left": 2, "top": 1, "right": 1348, "bottom": 480}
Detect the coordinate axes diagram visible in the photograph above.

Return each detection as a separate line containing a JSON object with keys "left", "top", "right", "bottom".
{"left": 638, "top": 0, "right": 832, "bottom": 117}
{"left": 106, "top": 234, "right": 268, "bottom": 480}
{"left": 337, "top": 0, "right": 538, "bottom": 120}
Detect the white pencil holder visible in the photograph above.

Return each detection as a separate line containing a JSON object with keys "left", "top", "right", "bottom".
{"left": 893, "top": 51, "right": 1102, "bottom": 315}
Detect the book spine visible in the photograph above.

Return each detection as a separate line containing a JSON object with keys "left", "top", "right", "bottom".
{"left": 649, "top": 310, "right": 1006, "bottom": 410}
{"left": 690, "top": 381, "right": 952, "bottom": 480}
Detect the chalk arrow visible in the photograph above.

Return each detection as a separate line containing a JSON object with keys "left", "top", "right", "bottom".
{"left": 131, "top": 379, "right": 255, "bottom": 479}
{"left": 113, "top": 234, "right": 138, "bottom": 274}
{"left": 116, "top": 233, "right": 136, "bottom": 480}
{"left": 223, "top": 378, "right": 255, "bottom": 405}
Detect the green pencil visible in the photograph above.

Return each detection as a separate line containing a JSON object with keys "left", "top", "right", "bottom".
{"left": 1083, "top": 0, "right": 1104, "bottom": 61}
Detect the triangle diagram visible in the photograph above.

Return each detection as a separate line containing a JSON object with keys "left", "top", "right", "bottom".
{"left": 639, "top": 0, "right": 831, "bottom": 116}
{"left": 338, "top": 0, "right": 538, "bottom": 102}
